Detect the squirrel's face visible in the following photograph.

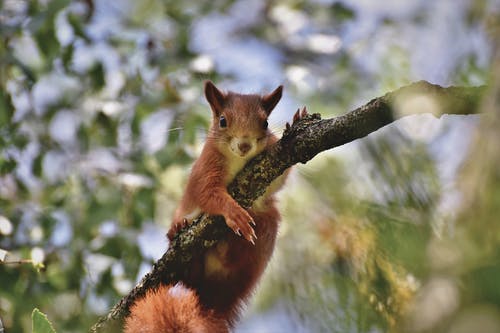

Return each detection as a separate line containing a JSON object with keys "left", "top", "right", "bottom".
{"left": 215, "top": 100, "right": 270, "bottom": 159}
{"left": 204, "top": 81, "right": 283, "bottom": 160}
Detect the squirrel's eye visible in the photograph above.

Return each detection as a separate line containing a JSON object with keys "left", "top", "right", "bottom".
{"left": 219, "top": 115, "right": 227, "bottom": 128}
{"left": 263, "top": 120, "right": 268, "bottom": 129}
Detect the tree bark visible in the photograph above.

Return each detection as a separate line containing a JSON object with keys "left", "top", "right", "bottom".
{"left": 89, "top": 80, "right": 485, "bottom": 333}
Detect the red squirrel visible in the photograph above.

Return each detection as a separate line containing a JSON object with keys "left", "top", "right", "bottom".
{"left": 125, "top": 81, "right": 300, "bottom": 332}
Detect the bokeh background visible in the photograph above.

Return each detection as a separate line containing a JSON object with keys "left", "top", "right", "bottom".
{"left": 1, "top": 0, "right": 499, "bottom": 332}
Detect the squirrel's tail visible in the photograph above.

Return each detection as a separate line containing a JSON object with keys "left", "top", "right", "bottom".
{"left": 124, "top": 283, "right": 229, "bottom": 333}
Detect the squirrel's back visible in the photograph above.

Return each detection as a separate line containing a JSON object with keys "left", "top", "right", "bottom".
{"left": 124, "top": 283, "right": 228, "bottom": 333}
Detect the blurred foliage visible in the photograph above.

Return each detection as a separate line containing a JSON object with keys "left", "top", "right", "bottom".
{"left": 257, "top": 134, "right": 436, "bottom": 332}
{"left": 0, "top": 0, "right": 497, "bottom": 332}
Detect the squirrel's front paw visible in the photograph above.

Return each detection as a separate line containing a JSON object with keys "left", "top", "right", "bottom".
{"left": 286, "top": 106, "right": 309, "bottom": 130}
{"left": 224, "top": 207, "right": 257, "bottom": 244}
{"left": 167, "top": 218, "right": 190, "bottom": 241}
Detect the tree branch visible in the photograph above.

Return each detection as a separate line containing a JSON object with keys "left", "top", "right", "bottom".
{"left": 89, "top": 80, "right": 485, "bottom": 332}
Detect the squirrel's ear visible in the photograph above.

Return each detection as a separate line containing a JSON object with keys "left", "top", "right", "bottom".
{"left": 261, "top": 85, "right": 283, "bottom": 115}
{"left": 204, "top": 81, "right": 226, "bottom": 115}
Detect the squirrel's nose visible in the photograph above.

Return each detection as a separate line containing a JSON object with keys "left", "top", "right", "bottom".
{"left": 238, "top": 142, "right": 251, "bottom": 154}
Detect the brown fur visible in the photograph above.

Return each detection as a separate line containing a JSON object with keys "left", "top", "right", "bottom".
{"left": 189, "top": 203, "right": 282, "bottom": 326}
{"left": 124, "top": 284, "right": 228, "bottom": 333}
{"left": 128, "top": 81, "right": 288, "bottom": 331}
{"left": 169, "top": 81, "right": 284, "bottom": 244}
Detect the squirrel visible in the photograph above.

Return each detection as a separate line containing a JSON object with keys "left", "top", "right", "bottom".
{"left": 125, "top": 81, "right": 305, "bottom": 332}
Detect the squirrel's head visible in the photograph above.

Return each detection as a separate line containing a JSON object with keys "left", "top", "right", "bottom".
{"left": 204, "top": 81, "right": 283, "bottom": 159}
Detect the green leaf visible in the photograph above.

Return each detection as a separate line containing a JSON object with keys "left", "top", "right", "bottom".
{"left": 33, "top": 153, "right": 44, "bottom": 177}
{"left": 89, "top": 62, "right": 105, "bottom": 91}
{"left": 61, "top": 43, "right": 74, "bottom": 70}
{"left": 32, "top": 308, "right": 56, "bottom": 333}
{"left": 0, "top": 88, "right": 14, "bottom": 125}
{"left": 67, "top": 12, "right": 90, "bottom": 42}
{"left": 0, "top": 155, "right": 17, "bottom": 174}
{"left": 29, "top": 0, "right": 70, "bottom": 62}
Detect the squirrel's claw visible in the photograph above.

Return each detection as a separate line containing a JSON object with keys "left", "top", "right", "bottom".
{"left": 293, "top": 106, "right": 309, "bottom": 123}
{"left": 301, "top": 106, "right": 309, "bottom": 117}
{"left": 167, "top": 218, "right": 192, "bottom": 241}
{"left": 293, "top": 108, "right": 301, "bottom": 123}
{"left": 225, "top": 208, "right": 257, "bottom": 244}
{"left": 286, "top": 106, "right": 309, "bottom": 129}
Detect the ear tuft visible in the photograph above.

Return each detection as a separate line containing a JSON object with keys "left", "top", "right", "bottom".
{"left": 204, "top": 81, "right": 226, "bottom": 115}
{"left": 261, "top": 85, "right": 283, "bottom": 115}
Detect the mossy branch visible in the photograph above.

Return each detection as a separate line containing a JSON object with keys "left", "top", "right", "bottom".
{"left": 89, "top": 80, "right": 485, "bottom": 333}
